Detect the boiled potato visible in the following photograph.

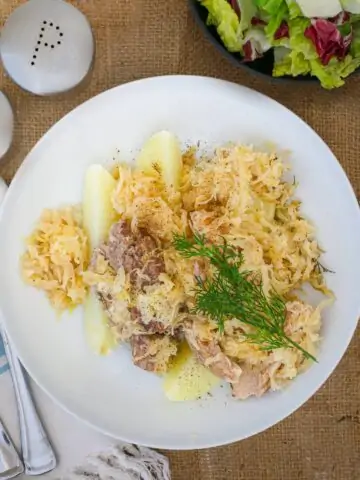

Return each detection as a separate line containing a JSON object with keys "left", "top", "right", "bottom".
{"left": 163, "top": 342, "right": 220, "bottom": 401}
{"left": 83, "top": 290, "right": 117, "bottom": 355}
{"left": 83, "top": 164, "right": 117, "bottom": 249}
{"left": 136, "top": 131, "right": 183, "bottom": 189}
{"left": 83, "top": 164, "right": 117, "bottom": 355}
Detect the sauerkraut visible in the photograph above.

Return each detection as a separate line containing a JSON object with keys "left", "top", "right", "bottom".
{"left": 108, "top": 144, "right": 331, "bottom": 389}
{"left": 21, "top": 142, "right": 331, "bottom": 395}
{"left": 21, "top": 207, "right": 89, "bottom": 311}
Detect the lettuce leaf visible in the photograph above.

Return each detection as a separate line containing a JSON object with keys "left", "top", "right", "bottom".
{"left": 235, "top": 0, "right": 258, "bottom": 32}
{"left": 350, "top": 14, "right": 360, "bottom": 23}
{"left": 287, "top": 17, "right": 317, "bottom": 59}
{"left": 200, "top": 0, "right": 360, "bottom": 88}
{"left": 272, "top": 15, "right": 360, "bottom": 88}
{"left": 201, "top": 0, "right": 242, "bottom": 52}
{"left": 351, "top": 22, "right": 360, "bottom": 57}
{"left": 243, "top": 28, "right": 272, "bottom": 60}
{"left": 254, "top": 0, "right": 285, "bottom": 14}
{"left": 274, "top": 49, "right": 360, "bottom": 88}
{"left": 285, "top": 0, "right": 303, "bottom": 19}
{"left": 309, "top": 55, "right": 360, "bottom": 88}
{"left": 273, "top": 48, "right": 311, "bottom": 76}
{"left": 265, "top": 1, "right": 289, "bottom": 39}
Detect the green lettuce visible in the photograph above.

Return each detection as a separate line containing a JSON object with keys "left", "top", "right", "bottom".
{"left": 309, "top": 55, "right": 360, "bottom": 88}
{"left": 271, "top": 16, "right": 360, "bottom": 88}
{"left": 351, "top": 22, "right": 360, "bottom": 57}
{"left": 273, "top": 48, "right": 311, "bottom": 77}
{"left": 274, "top": 49, "right": 360, "bottom": 88}
{"left": 265, "top": 1, "right": 289, "bottom": 39}
{"left": 286, "top": 14, "right": 360, "bottom": 88}
{"left": 254, "top": 0, "right": 284, "bottom": 14}
{"left": 350, "top": 14, "right": 360, "bottom": 23}
{"left": 236, "top": 0, "right": 258, "bottom": 32}
{"left": 285, "top": 0, "right": 302, "bottom": 19}
{"left": 253, "top": 0, "right": 291, "bottom": 43}
{"left": 287, "top": 17, "right": 317, "bottom": 59}
{"left": 201, "top": 0, "right": 242, "bottom": 52}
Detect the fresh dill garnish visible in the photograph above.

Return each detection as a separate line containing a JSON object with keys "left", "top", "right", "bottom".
{"left": 315, "top": 260, "right": 335, "bottom": 275}
{"left": 173, "top": 232, "right": 316, "bottom": 362}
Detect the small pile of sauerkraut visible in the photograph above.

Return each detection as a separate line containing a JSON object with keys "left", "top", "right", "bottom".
{"left": 21, "top": 207, "right": 89, "bottom": 311}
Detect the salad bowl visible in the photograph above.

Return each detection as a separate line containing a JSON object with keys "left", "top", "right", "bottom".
{"left": 189, "top": 0, "right": 360, "bottom": 89}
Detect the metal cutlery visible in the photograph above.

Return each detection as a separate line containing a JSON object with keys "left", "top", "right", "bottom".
{"left": 0, "top": 418, "right": 23, "bottom": 480}
{"left": 0, "top": 327, "right": 56, "bottom": 475}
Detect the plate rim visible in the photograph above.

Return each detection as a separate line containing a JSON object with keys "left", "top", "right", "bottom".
{"left": 0, "top": 75, "right": 359, "bottom": 449}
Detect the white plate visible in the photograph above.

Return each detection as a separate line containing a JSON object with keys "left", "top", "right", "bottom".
{"left": 0, "top": 76, "right": 359, "bottom": 449}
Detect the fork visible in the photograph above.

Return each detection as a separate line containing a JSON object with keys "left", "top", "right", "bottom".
{"left": 0, "top": 326, "right": 57, "bottom": 475}
{"left": 0, "top": 416, "right": 23, "bottom": 479}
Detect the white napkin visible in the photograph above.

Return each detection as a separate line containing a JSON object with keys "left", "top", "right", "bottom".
{"left": 0, "top": 178, "right": 171, "bottom": 480}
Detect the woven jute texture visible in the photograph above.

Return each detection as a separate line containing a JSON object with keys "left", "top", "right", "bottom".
{"left": 0, "top": 1, "right": 359, "bottom": 479}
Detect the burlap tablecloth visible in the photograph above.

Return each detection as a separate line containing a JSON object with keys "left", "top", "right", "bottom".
{"left": 0, "top": 1, "right": 359, "bottom": 479}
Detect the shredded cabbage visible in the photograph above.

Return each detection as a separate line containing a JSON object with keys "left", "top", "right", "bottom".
{"left": 21, "top": 207, "right": 89, "bottom": 311}
{"left": 22, "top": 143, "right": 331, "bottom": 393}
{"left": 109, "top": 144, "right": 330, "bottom": 389}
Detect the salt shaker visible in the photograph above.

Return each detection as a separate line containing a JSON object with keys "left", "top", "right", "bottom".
{"left": 0, "top": 0, "right": 94, "bottom": 95}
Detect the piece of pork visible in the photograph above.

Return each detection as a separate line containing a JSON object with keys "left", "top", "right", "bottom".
{"left": 184, "top": 322, "right": 242, "bottom": 383}
{"left": 94, "top": 220, "right": 178, "bottom": 371}
{"left": 130, "top": 306, "right": 168, "bottom": 335}
{"left": 185, "top": 320, "right": 270, "bottom": 399}
{"left": 96, "top": 220, "right": 168, "bottom": 335}
{"left": 130, "top": 334, "right": 177, "bottom": 373}
{"left": 106, "top": 220, "right": 165, "bottom": 290}
{"left": 231, "top": 365, "right": 270, "bottom": 400}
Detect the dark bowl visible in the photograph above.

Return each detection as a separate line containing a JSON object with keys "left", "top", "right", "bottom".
{"left": 188, "top": 0, "right": 315, "bottom": 83}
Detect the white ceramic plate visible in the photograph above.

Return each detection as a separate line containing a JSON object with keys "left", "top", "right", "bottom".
{"left": 0, "top": 76, "right": 359, "bottom": 449}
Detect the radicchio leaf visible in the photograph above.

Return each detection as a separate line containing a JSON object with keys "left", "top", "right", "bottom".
{"left": 274, "top": 21, "right": 290, "bottom": 40}
{"left": 304, "top": 18, "right": 352, "bottom": 65}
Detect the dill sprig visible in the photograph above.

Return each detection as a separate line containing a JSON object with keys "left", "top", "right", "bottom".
{"left": 314, "top": 260, "right": 335, "bottom": 275}
{"left": 173, "top": 233, "right": 316, "bottom": 362}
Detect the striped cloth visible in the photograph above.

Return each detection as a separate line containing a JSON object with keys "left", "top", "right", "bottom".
{"left": 0, "top": 181, "right": 9, "bottom": 378}
{"left": 0, "top": 335, "right": 9, "bottom": 376}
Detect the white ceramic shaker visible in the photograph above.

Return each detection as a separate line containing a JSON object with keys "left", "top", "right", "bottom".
{"left": 0, "top": 0, "right": 94, "bottom": 95}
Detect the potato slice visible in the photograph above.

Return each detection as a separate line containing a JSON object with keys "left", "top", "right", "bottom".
{"left": 83, "top": 164, "right": 117, "bottom": 250}
{"left": 83, "top": 164, "right": 117, "bottom": 355}
{"left": 163, "top": 342, "right": 220, "bottom": 401}
{"left": 83, "top": 290, "right": 117, "bottom": 355}
{"left": 136, "top": 130, "right": 183, "bottom": 189}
